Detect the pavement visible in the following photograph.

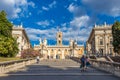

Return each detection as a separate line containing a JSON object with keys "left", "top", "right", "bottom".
{"left": 0, "top": 59, "right": 119, "bottom": 80}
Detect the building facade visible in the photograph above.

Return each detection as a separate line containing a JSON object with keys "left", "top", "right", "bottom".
{"left": 34, "top": 30, "right": 84, "bottom": 59}
{"left": 86, "top": 23, "right": 114, "bottom": 56}
{"left": 12, "top": 24, "right": 32, "bottom": 57}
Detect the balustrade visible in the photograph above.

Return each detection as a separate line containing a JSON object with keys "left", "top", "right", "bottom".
{"left": 70, "top": 57, "right": 120, "bottom": 77}
{"left": 0, "top": 58, "right": 36, "bottom": 74}
{"left": 90, "top": 59, "right": 120, "bottom": 77}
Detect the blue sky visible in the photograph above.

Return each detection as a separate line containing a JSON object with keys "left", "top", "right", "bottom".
{"left": 0, "top": 0, "right": 120, "bottom": 46}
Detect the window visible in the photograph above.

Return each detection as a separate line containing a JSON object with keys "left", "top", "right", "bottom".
{"left": 99, "top": 48, "right": 103, "bottom": 55}
{"left": 100, "top": 39, "right": 103, "bottom": 45}
{"left": 52, "top": 49, "right": 53, "bottom": 51}
{"left": 109, "top": 48, "right": 112, "bottom": 54}
{"left": 110, "top": 39, "right": 112, "bottom": 45}
{"left": 65, "top": 49, "right": 67, "bottom": 52}
{"left": 101, "top": 49, "right": 103, "bottom": 54}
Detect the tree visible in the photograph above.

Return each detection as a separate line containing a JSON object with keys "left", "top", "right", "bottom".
{"left": 0, "top": 10, "right": 19, "bottom": 57}
{"left": 112, "top": 21, "right": 120, "bottom": 54}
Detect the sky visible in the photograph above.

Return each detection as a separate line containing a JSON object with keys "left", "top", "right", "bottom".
{"left": 0, "top": 0, "right": 120, "bottom": 46}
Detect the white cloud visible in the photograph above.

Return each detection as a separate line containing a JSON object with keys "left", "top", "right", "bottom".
{"left": 61, "top": 23, "right": 67, "bottom": 27}
{"left": 42, "top": 1, "right": 57, "bottom": 11}
{"left": 68, "top": 3, "right": 86, "bottom": 17}
{"left": 28, "top": 1, "right": 35, "bottom": 8}
{"left": 58, "top": 15, "right": 91, "bottom": 42}
{"left": 28, "top": 34, "right": 40, "bottom": 41}
{"left": 37, "top": 20, "right": 50, "bottom": 27}
{"left": 42, "top": 6, "right": 49, "bottom": 11}
{"left": 49, "top": 1, "right": 56, "bottom": 8}
{"left": 25, "top": 27, "right": 57, "bottom": 41}
{"left": 63, "top": 26, "right": 92, "bottom": 42}
{"left": 82, "top": 0, "right": 120, "bottom": 17}
{"left": 0, "top": 0, "right": 35, "bottom": 18}
{"left": 68, "top": 3, "right": 76, "bottom": 13}
{"left": 25, "top": 25, "right": 92, "bottom": 43}
{"left": 70, "top": 15, "right": 90, "bottom": 28}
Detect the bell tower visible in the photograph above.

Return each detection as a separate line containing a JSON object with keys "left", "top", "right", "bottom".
{"left": 57, "top": 29, "right": 62, "bottom": 46}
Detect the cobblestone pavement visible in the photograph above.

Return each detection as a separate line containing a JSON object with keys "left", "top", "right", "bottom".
{"left": 0, "top": 59, "right": 119, "bottom": 80}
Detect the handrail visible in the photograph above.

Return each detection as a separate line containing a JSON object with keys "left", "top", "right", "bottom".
{"left": 0, "top": 58, "right": 36, "bottom": 74}
{"left": 70, "top": 57, "right": 120, "bottom": 77}
{"left": 90, "top": 59, "right": 120, "bottom": 77}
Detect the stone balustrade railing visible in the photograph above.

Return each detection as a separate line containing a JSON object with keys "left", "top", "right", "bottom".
{"left": 0, "top": 58, "right": 36, "bottom": 74}
{"left": 70, "top": 57, "right": 120, "bottom": 77}
{"left": 90, "top": 59, "right": 120, "bottom": 77}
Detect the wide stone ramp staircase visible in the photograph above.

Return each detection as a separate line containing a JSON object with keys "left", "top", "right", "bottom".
{"left": 0, "top": 59, "right": 119, "bottom": 80}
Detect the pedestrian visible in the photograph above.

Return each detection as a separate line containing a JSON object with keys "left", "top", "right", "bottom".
{"left": 80, "top": 55, "right": 86, "bottom": 72}
{"left": 85, "top": 56, "right": 91, "bottom": 69}
{"left": 36, "top": 56, "right": 40, "bottom": 64}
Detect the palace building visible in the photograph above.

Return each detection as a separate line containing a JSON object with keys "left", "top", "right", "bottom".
{"left": 34, "top": 30, "right": 84, "bottom": 59}
{"left": 86, "top": 23, "right": 114, "bottom": 56}
{"left": 12, "top": 24, "right": 32, "bottom": 57}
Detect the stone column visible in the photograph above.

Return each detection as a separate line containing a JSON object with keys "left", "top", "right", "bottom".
{"left": 54, "top": 50, "right": 56, "bottom": 59}
{"left": 104, "top": 31, "right": 107, "bottom": 55}
{"left": 48, "top": 50, "right": 50, "bottom": 59}
{"left": 105, "top": 35, "right": 108, "bottom": 55}
{"left": 95, "top": 36, "right": 98, "bottom": 54}
{"left": 62, "top": 50, "right": 65, "bottom": 59}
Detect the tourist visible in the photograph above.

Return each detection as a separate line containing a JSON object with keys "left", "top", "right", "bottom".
{"left": 36, "top": 56, "right": 40, "bottom": 64}
{"left": 85, "top": 56, "right": 91, "bottom": 69}
{"left": 80, "top": 55, "right": 86, "bottom": 72}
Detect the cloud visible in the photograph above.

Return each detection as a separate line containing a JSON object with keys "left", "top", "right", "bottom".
{"left": 37, "top": 20, "right": 50, "bottom": 27}
{"left": 25, "top": 27, "right": 57, "bottom": 41}
{"left": 42, "top": 1, "right": 57, "bottom": 11}
{"left": 28, "top": 1, "right": 35, "bottom": 8}
{"left": 49, "top": 1, "right": 56, "bottom": 8}
{"left": 42, "top": 6, "right": 49, "bottom": 11}
{"left": 0, "top": 0, "right": 35, "bottom": 18}
{"left": 68, "top": 3, "right": 76, "bottom": 12}
{"left": 82, "top": 0, "right": 120, "bottom": 17}
{"left": 25, "top": 24, "right": 92, "bottom": 44}
{"left": 61, "top": 28, "right": 90, "bottom": 42}
{"left": 61, "top": 23, "right": 67, "bottom": 27}
{"left": 59, "top": 15, "right": 92, "bottom": 42}
{"left": 70, "top": 15, "right": 90, "bottom": 28}
{"left": 68, "top": 3, "right": 86, "bottom": 17}
{"left": 28, "top": 34, "right": 40, "bottom": 41}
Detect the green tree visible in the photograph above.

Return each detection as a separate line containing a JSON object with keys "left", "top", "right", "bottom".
{"left": 112, "top": 21, "right": 120, "bottom": 54}
{"left": 0, "top": 10, "right": 19, "bottom": 57}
